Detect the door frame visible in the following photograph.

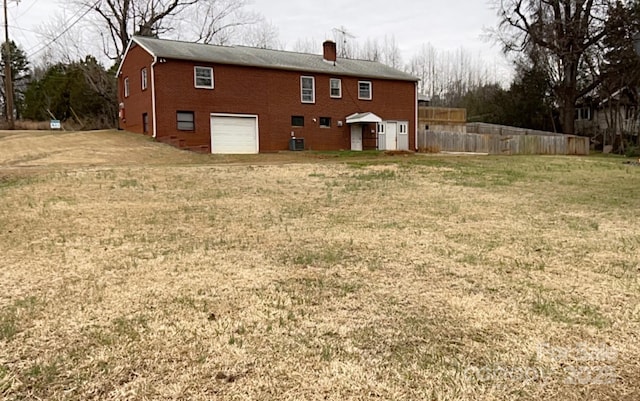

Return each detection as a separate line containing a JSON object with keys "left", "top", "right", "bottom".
{"left": 350, "top": 124, "right": 363, "bottom": 151}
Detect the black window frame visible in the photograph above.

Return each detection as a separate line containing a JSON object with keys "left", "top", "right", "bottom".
{"left": 291, "top": 115, "right": 304, "bottom": 127}
{"left": 142, "top": 112, "right": 149, "bottom": 133}
{"left": 319, "top": 117, "right": 331, "bottom": 128}
{"left": 177, "top": 111, "right": 195, "bottom": 131}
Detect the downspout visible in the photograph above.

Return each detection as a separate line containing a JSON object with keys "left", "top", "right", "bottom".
{"left": 414, "top": 81, "right": 419, "bottom": 151}
{"left": 151, "top": 56, "right": 158, "bottom": 138}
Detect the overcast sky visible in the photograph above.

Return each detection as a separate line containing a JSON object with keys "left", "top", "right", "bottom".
{"left": 7, "top": 0, "right": 511, "bottom": 75}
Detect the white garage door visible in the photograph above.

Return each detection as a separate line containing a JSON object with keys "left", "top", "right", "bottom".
{"left": 210, "top": 114, "right": 258, "bottom": 154}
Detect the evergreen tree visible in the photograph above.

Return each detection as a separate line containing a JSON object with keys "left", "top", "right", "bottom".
{"left": 0, "top": 41, "right": 30, "bottom": 120}
{"left": 22, "top": 57, "right": 117, "bottom": 129}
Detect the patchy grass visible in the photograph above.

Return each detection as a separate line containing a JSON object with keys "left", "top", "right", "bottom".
{"left": 0, "top": 131, "right": 639, "bottom": 400}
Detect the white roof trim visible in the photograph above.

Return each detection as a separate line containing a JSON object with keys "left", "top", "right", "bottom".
{"left": 116, "top": 37, "right": 158, "bottom": 77}
{"left": 346, "top": 112, "right": 383, "bottom": 124}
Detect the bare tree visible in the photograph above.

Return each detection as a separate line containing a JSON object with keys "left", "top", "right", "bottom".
{"left": 69, "top": 0, "right": 261, "bottom": 62}
{"left": 236, "top": 20, "right": 283, "bottom": 49}
{"left": 407, "top": 43, "right": 499, "bottom": 105}
{"left": 291, "top": 37, "right": 321, "bottom": 54}
{"left": 174, "top": 0, "right": 260, "bottom": 45}
{"left": 494, "top": 0, "right": 609, "bottom": 134}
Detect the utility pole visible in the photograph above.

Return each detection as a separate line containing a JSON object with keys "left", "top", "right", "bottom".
{"left": 3, "top": 0, "right": 14, "bottom": 129}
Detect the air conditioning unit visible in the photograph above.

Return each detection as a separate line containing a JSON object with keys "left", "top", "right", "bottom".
{"left": 289, "top": 137, "right": 304, "bottom": 151}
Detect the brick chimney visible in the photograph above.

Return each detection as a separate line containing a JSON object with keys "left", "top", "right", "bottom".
{"left": 323, "top": 40, "right": 337, "bottom": 63}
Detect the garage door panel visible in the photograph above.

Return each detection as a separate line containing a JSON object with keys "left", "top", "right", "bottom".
{"left": 210, "top": 115, "right": 258, "bottom": 154}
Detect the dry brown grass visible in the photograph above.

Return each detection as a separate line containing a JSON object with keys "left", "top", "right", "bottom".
{"left": 1, "top": 130, "right": 639, "bottom": 400}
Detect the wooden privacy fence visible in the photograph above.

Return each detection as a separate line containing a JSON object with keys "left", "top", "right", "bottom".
{"left": 418, "top": 130, "right": 590, "bottom": 155}
{"left": 419, "top": 107, "right": 467, "bottom": 124}
{"left": 468, "top": 122, "right": 562, "bottom": 137}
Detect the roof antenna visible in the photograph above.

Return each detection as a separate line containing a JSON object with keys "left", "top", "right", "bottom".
{"left": 332, "top": 26, "right": 355, "bottom": 58}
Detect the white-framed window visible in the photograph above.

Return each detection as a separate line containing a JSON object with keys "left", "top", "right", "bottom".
{"left": 358, "top": 81, "right": 372, "bottom": 100}
{"left": 330, "top": 78, "right": 342, "bottom": 98}
{"left": 124, "top": 77, "right": 130, "bottom": 98}
{"left": 301, "top": 76, "right": 315, "bottom": 103}
{"left": 194, "top": 66, "right": 214, "bottom": 89}
{"left": 399, "top": 122, "right": 408, "bottom": 134}
{"left": 141, "top": 68, "right": 148, "bottom": 90}
{"left": 575, "top": 107, "right": 591, "bottom": 121}
{"left": 177, "top": 111, "right": 195, "bottom": 131}
{"left": 377, "top": 123, "right": 385, "bottom": 133}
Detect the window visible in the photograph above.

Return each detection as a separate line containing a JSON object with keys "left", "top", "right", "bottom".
{"left": 330, "top": 78, "right": 342, "bottom": 98}
{"left": 142, "top": 113, "right": 149, "bottom": 133}
{"left": 377, "top": 123, "right": 384, "bottom": 133}
{"left": 399, "top": 123, "right": 408, "bottom": 134}
{"left": 358, "top": 81, "right": 372, "bottom": 100}
{"left": 124, "top": 77, "right": 130, "bottom": 98}
{"left": 291, "top": 115, "right": 304, "bottom": 127}
{"left": 194, "top": 66, "right": 214, "bottom": 89}
{"left": 301, "top": 76, "right": 315, "bottom": 103}
{"left": 319, "top": 117, "right": 331, "bottom": 128}
{"left": 626, "top": 106, "right": 636, "bottom": 120}
{"left": 575, "top": 107, "right": 591, "bottom": 121}
{"left": 141, "top": 68, "right": 148, "bottom": 90}
{"left": 177, "top": 111, "right": 195, "bottom": 131}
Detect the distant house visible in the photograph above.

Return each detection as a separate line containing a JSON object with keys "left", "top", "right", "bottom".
{"left": 575, "top": 87, "right": 639, "bottom": 149}
{"left": 116, "top": 36, "right": 418, "bottom": 153}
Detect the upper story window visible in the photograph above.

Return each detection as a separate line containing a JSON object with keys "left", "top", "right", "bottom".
{"left": 358, "top": 81, "right": 372, "bottom": 100}
{"left": 301, "top": 76, "right": 315, "bottom": 103}
{"left": 330, "top": 78, "right": 342, "bottom": 98}
{"left": 124, "top": 77, "right": 130, "bottom": 98}
{"left": 194, "top": 66, "right": 214, "bottom": 89}
{"left": 141, "top": 68, "right": 148, "bottom": 90}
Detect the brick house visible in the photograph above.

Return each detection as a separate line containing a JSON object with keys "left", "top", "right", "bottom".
{"left": 116, "top": 36, "right": 418, "bottom": 153}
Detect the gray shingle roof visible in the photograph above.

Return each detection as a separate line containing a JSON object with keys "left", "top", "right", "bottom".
{"left": 132, "top": 36, "right": 418, "bottom": 82}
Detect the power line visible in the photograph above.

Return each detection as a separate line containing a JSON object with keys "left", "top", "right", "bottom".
{"left": 26, "top": 0, "right": 99, "bottom": 58}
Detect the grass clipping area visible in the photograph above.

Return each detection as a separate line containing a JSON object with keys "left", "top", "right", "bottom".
{"left": 1, "top": 137, "right": 640, "bottom": 400}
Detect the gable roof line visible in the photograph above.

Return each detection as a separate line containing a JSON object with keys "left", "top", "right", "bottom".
{"left": 127, "top": 36, "right": 418, "bottom": 82}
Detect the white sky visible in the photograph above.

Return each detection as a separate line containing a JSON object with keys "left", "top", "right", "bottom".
{"left": 7, "top": 0, "right": 512, "bottom": 76}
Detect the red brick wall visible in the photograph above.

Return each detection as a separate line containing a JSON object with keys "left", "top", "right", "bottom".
{"left": 118, "top": 44, "right": 154, "bottom": 136}
{"left": 119, "top": 46, "right": 417, "bottom": 152}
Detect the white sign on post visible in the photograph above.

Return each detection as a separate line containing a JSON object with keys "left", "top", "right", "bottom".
{"left": 50, "top": 120, "right": 61, "bottom": 130}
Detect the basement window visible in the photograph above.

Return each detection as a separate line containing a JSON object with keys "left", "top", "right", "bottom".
{"left": 301, "top": 76, "right": 315, "bottom": 103}
{"left": 319, "top": 117, "right": 331, "bottom": 128}
{"left": 194, "top": 66, "right": 214, "bottom": 89}
{"left": 291, "top": 115, "right": 304, "bottom": 127}
{"left": 358, "top": 81, "right": 372, "bottom": 100}
{"left": 177, "top": 111, "right": 195, "bottom": 131}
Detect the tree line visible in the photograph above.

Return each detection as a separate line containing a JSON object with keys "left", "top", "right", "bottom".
{"left": 3, "top": 0, "right": 640, "bottom": 152}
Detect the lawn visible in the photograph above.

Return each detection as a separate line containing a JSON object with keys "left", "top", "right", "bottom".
{"left": 1, "top": 130, "right": 639, "bottom": 400}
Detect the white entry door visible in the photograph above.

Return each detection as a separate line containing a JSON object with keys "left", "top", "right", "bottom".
{"left": 385, "top": 122, "right": 397, "bottom": 150}
{"left": 397, "top": 122, "right": 409, "bottom": 150}
{"left": 350, "top": 125, "right": 363, "bottom": 151}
